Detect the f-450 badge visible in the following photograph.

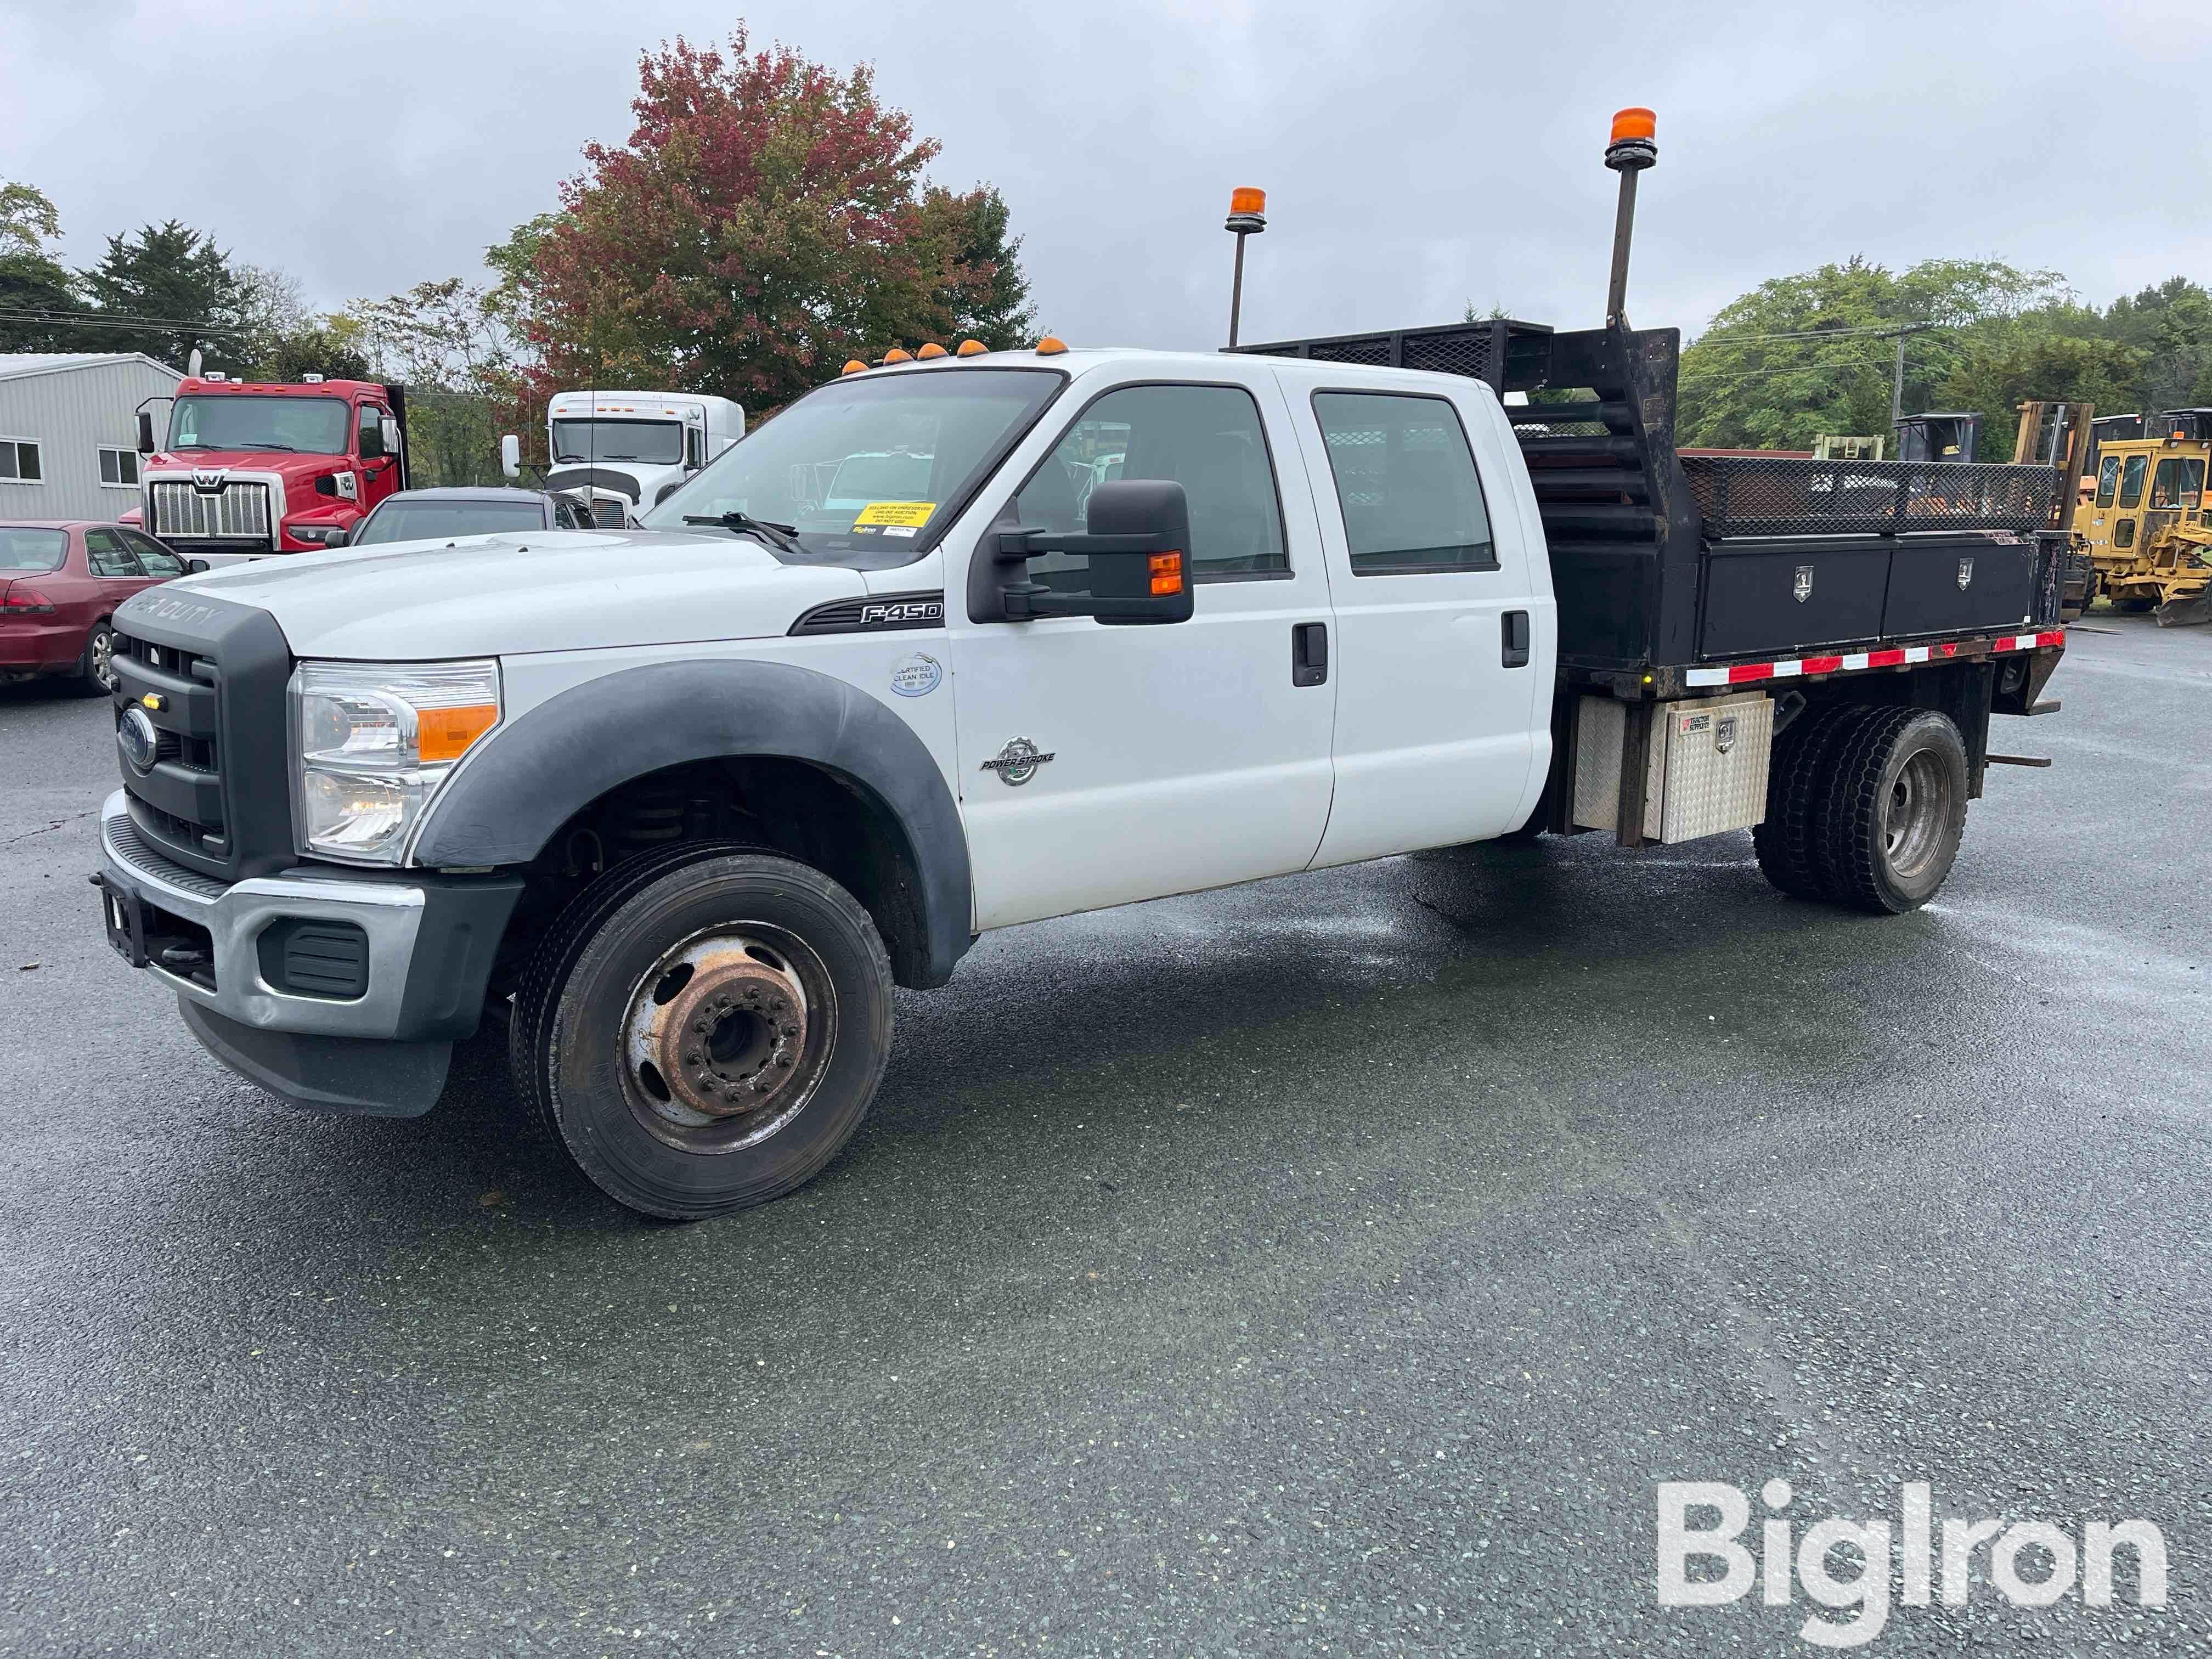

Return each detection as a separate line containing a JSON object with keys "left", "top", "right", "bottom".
{"left": 981, "top": 737, "right": 1054, "bottom": 786}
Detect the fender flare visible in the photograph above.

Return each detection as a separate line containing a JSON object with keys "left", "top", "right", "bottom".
{"left": 409, "top": 658, "right": 973, "bottom": 985}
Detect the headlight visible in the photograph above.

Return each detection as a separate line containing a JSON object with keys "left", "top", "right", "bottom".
{"left": 291, "top": 659, "right": 500, "bottom": 864}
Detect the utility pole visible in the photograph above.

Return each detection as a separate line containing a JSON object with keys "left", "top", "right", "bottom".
{"left": 1891, "top": 328, "right": 1907, "bottom": 427}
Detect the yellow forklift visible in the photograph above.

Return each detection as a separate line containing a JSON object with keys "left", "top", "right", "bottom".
{"left": 2072, "top": 408, "right": 2212, "bottom": 625}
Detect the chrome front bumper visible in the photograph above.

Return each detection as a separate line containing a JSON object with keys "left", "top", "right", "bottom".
{"left": 97, "top": 789, "right": 429, "bottom": 1039}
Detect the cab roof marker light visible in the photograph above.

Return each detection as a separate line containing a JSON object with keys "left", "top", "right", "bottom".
{"left": 883, "top": 347, "right": 914, "bottom": 364}
{"left": 956, "top": 339, "right": 988, "bottom": 357}
{"left": 915, "top": 342, "right": 948, "bottom": 359}
{"left": 1035, "top": 336, "right": 1068, "bottom": 356}
{"left": 842, "top": 360, "right": 868, "bottom": 375}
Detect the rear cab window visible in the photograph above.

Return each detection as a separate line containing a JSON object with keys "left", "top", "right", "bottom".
{"left": 1310, "top": 390, "right": 1497, "bottom": 574}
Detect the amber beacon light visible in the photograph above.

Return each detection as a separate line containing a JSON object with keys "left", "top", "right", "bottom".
{"left": 1223, "top": 187, "right": 1268, "bottom": 349}
{"left": 1603, "top": 108, "right": 1658, "bottom": 329}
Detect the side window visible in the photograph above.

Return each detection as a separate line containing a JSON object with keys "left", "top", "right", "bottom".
{"left": 2118, "top": 453, "right": 2148, "bottom": 509}
{"left": 2150, "top": 457, "right": 2205, "bottom": 509}
{"left": 85, "top": 529, "right": 143, "bottom": 578}
{"left": 1312, "top": 391, "right": 1496, "bottom": 574}
{"left": 0, "top": 437, "right": 42, "bottom": 482}
{"left": 1011, "top": 383, "right": 1287, "bottom": 589}
{"left": 2095, "top": 455, "right": 2121, "bottom": 508}
{"left": 357, "top": 404, "right": 385, "bottom": 460}
{"left": 121, "top": 530, "right": 184, "bottom": 577}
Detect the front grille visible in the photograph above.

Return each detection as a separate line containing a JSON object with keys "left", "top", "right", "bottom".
{"left": 110, "top": 598, "right": 293, "bottom": 883}
{"left": 151, "top": 479, "right": 272, "bottom": 541}
{"left": 591, "top": 498, "right": 626, "bottom": 528}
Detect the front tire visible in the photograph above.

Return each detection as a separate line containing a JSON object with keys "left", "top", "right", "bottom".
{"left": 512, "top": 847, "right": 895, "bottom": 1220}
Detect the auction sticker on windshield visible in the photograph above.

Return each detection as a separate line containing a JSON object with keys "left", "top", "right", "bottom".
{"left": 853, "top": 501, "right": 935, "bottom": 528}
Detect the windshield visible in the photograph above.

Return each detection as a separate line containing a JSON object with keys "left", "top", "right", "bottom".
{"left": 0, "top": 527, "right": 67, "bottom": 572}
{"left": 640, "top": 368, "right": 1063, "bottom": 567}
{"left": 168, "top": 395, "right": 350, "bottom": 455}
{"left": 353, "top": 499, "right": 546, "bottom": 545}
{"left": 552, "top": 419, "right": 685, "bottom": 466}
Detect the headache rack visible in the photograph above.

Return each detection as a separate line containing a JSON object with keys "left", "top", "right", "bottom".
{"left": 1235, "top": 317, "right": 2069, "bottom": 688}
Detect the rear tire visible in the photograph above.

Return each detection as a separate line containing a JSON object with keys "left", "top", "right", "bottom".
{"left": 1753, "top": 706, "right": 1877, "bottom": 901}
{"left": 1816, "top": 708, "right": 1969, "bottom": 915}
{"left": 69, "top": 621, "right": 116, "bottom": 697}
{"left": 511, "top": 845, "right": 895, "bottom": 1220}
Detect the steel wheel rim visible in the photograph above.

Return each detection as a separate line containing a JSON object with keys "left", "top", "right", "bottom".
{"left": 91, "top": 629, "right": 114, "bottom": 691}
{"left": 1882, "top": 749, "right": 1951, "bottom": 879}
{"left": 616, "top": 922, "right": 838, "bottom": 1155}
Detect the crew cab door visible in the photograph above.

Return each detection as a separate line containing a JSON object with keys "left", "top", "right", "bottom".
{"left": 1285, "top": 375, "right": 1552, "bottom": 864}
{"left": 947, "top": 371, "right": 1338, "bottom": 930}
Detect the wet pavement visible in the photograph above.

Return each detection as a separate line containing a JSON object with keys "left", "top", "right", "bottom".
{"left": 1, "top": 618, "right": 2206, "bottom": 1656}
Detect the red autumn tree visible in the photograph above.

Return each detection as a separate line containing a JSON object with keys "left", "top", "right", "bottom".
{"left": 498, "top": 29, "right": 1033, "bottom": 424}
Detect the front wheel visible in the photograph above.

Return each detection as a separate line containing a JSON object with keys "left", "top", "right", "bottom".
{"left": 511, "top": 847, "right": 895, "bottom": 1220}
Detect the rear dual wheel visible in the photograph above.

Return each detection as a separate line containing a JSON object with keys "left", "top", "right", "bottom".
{"left": 511, "top": 845, "right": 895, "bottom": 1220}
{"left": 1754, "top": 706, "right": 1968, "bottom": 914}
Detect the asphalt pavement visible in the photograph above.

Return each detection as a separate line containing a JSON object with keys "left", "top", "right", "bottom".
{"left": 1, "top": 620, "right": 2207, "bottom": 1657}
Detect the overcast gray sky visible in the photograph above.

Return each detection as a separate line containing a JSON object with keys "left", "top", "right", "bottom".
{"left": 5, "top": 0, "right": 2207, "bottom": 353}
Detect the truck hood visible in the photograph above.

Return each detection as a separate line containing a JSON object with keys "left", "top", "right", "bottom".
{"left": 144, "top": 449, "right": 349, "bottom": 483}
{"left": 168, "top": 528, "right": 865, "bottom": 658}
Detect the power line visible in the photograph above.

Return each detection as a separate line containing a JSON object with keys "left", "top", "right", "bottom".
{"left": 0, "top": 304, "right": 254, "bottom": 338}
{"left": 1691, "top": 320, "right": 1938, "bottom": 346}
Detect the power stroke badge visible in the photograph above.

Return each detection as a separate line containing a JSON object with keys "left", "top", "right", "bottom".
{"left": 981, "top": 737, "right": 1053, "bottom": 786}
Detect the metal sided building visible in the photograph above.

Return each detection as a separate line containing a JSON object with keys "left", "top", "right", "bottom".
{"left": 0, "top": 354, "right": 182, "bottom": 520}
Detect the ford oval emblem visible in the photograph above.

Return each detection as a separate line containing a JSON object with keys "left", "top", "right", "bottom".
{"left": 118, "top": 706, "right": 161, "bottom": 772}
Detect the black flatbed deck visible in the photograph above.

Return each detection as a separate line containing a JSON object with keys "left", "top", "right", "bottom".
{"left": 1234, "top": 319, "right": 2069, "bottom": 697}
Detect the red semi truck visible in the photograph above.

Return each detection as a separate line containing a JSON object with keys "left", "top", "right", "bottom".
{"left": 129, "top": 375, "right": 411, "bottom": 558}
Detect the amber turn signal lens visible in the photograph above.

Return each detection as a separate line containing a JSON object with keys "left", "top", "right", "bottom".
{"left": 916, "top": 342, "right": 947, "bottom": 359}
{"left": 883, "top": 347, "right": 914, "bottom": 363}
{"left": 1229, "top": 187, "right": 1266, "bottom": 215}
{"left": 1610, "top": 107, "right": 1656, "bottom": 144}
{"left": 841, "top": 359, "right": 867, "bottom": 375}
{"left": 956, "top": 338, "right": 988, "bottom": 357}
{"left": 1035, "top": 336, "right": 1068, "bottom": 356}
{"left": 418, "top": 702, "right": 498, "bottom": 764}
{"left": 1148, "top": 551, "right": 1184, "bottom": 596}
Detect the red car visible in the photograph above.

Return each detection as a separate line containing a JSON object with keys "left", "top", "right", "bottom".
{"left": 0, "top": 521, "right": 205, "bottom": 695}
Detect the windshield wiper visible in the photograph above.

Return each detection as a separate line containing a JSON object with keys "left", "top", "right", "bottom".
{"left": 685, "top": 511, "right": 802, "bottom": 554}
{"left": 237, "top": 442, "right": 298, "bottom": 452}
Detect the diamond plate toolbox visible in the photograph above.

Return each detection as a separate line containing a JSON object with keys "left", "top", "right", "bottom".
{"left": 1572, "top": 690, "right": 1775, "bottom": 843}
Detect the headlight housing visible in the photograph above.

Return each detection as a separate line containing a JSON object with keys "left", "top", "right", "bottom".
{"left": 290, "top": 659, "right": 500, "bottom": 864}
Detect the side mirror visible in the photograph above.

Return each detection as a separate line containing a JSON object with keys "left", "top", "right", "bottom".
{"left": 137, "top": 411, "right": 156, "bottom": 455}
{"left": 380, "top": 415, "right": 402, "bottom": 455}
{"left": 185, "top": 558, "right": 210, "bottom": 574}
{"left": 977, "top": 478, "right": 1195, "bottom": 625}
{"left": 328, "top": 526, "right": 349, "bottom": 549}
{"left": 500, "top": 433, "right": 522, "bottom": 479}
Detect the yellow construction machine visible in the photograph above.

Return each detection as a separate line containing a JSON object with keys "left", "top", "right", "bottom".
{"left": 2068, "top": 407, "right": 2212, "bottom": 626}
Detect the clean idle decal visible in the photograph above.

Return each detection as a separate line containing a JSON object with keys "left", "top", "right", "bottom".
{"left": 889, "top": 652, "right": 943, "bottom": 698}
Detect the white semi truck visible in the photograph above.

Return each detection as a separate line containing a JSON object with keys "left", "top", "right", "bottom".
{"left": 539, "top": 390, "right": 744, "bottom": 527}
{"left": 89, "top": 118, "right": 2074, "bottom": 1220}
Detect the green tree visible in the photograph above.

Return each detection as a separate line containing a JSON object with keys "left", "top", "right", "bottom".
{"left": 924, "top": 185, "right": 1034, "bottom": 349}
{"left": 1936, "top": 333, "right": 2145, "bottom": 459}
{"left": 0, "top": 180, "right": 86, "bottom": 352}
{"left": 352, "top": 278, "right": 517, "bottom": 485}
{"left": 78, "top": 221, "right": 242, "bottom": 371}
{"left": 1679, "top": 257, "right": 2068, "bottom": 454}
{"left": 2101, "top": 276, "right": 2212, "bottom": 410}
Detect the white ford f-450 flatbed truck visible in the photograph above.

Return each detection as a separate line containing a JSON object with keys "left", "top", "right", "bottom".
{"left": 90, "top": 128, "right": 2073, "bottom": 1218}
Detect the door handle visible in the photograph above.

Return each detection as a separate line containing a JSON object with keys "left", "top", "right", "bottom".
{"left": 1502, "top": 610, "right": 1531, "bottom": 668}
{"left": 1292, "top": 621, "right": 1328, "bottom": 686}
